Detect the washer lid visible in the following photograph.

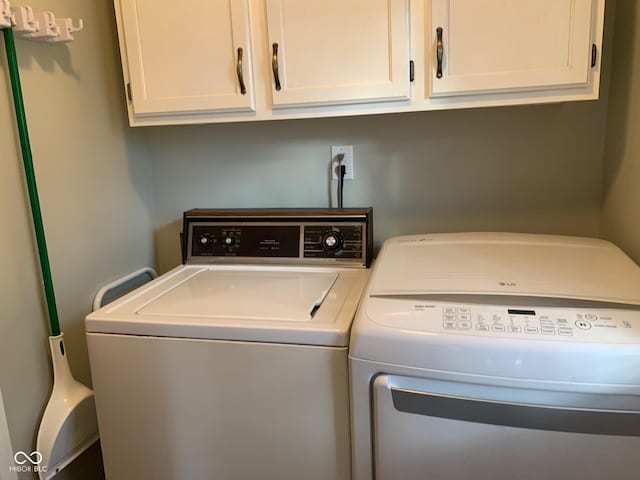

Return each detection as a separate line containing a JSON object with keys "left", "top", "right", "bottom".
{"left": 86, "top": 265, "right": 368, "bottom": 347}
{"left": 137, "top": 269, "right": 337, "bottom": 321}
{"left": 369, "top": 233, "right": 640, "bottom": 306}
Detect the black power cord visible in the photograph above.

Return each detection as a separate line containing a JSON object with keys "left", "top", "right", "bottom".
{"left": 336, "top": 154, "right": 347, "bottom": 208}
{"left": 338, "top": 165, "right": 346, "bottom": 208}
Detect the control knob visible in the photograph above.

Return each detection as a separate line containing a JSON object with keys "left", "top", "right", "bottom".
{"left": 199, "top": 235, "right": 214, "bottom": 247}
{"left": 224, "top": 236, "right": 237, "bottom": 247}
{"left": 322, "top": 231, "right": 343, "bottom": 253}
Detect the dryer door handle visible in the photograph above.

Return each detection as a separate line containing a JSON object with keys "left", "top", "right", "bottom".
{"left": 390, "top": 387, "right": 640, "bottom": 437}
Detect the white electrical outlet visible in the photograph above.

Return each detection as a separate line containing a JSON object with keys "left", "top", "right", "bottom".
{"left": 331, "top": 145, "right": 354, "bottom": 180}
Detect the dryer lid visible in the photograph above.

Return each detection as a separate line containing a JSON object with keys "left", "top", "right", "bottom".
{"left": 369, "top": 233, "right": 640, "bottom": 306}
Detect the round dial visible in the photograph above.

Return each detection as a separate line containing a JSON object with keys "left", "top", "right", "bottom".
{"left": 322, "top": 231, "right": 343, "bottom": 253}
{"left": 224, "top": 236, "right": 236, "bottom": 247}
{"left": 199, "top": 235, "right": 213, "bottom": 247}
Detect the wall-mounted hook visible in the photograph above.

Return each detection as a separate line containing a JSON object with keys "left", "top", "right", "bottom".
{"left": 11, "top": 5, "right": 38, "bottom": 33}
{"left": 49, "top": 17, "right": 83, "bottom": 42}
{"left": 23, "top": 11, "right": 59, "bottom": 39}
{"left": 0, "top": 0, "right": 11, "bottom": 29}
{"left": 6, "top": 5, "right": 83, "bottom": 42}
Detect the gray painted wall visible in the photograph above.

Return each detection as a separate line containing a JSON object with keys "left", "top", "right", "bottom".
{"left": 145, "top": 2, "right": 616, "bottom": 274}
{"left": 602, "top": 0, "right": 640, "bottom": 263}
{"left": 147, "top": 100, "right": 611, "bottom": 273}
{"left": 0, "top": 0, "right": 153, "bottom": 478}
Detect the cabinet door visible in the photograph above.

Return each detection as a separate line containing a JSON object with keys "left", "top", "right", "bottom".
{"left": 265, "top": 0, "right": 410, "bottom": 108}
{"left": 429, "top": 0, "right": 594, "bottom": 97}
{"left": 119, "top": 0, "right": 254, "bottom": 116}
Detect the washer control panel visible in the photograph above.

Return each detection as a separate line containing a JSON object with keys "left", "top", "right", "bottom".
{"left": 191, "top": 224, "right": 300, "bottom": 258}
{"left": 183, "top": 208, "right": 373, "bottom": 267}
{"left": 304, "top": 225, "right": 364, "bottom": 260}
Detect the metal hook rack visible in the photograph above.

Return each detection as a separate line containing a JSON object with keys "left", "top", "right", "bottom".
{"left": 0, "top": 1, "right": 83, "bottom": 43}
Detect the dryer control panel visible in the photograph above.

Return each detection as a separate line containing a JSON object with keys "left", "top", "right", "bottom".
{"left": 369, "top": 298, "right": 640, "bottom": 343}
{"left": 183, "top": 208, "right": 373, "bottom": 267}
{"left": 436, "top": 305, "right": 635, "bottom": 339}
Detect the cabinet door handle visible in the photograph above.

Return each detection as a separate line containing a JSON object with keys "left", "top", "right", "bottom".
{"left": 236, "top": 47, "right": 247, "bottom": 95}
{"left": 436, "top": 27, "right": 444, "bottom": 79}
{"left": 272, "top": 43, "right": 282, "bottom": 91}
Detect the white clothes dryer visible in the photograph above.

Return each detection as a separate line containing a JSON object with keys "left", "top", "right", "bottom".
{"left": 87, "top": 208, "right": 372, "bottom": 480}
{"left": 350, "top": 232, "right": 640, "bottom": 480}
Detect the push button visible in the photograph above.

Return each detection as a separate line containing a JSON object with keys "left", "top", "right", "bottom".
{"left": 492, "top": 325, "right": 506, "bottom": 333}
{"left": 575, "top": 320, "right": 592, "bottom": 330}
{"left": 525, "top": 327, "right": 539, "bottom": 334}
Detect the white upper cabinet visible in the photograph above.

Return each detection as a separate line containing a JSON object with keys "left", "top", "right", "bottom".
{"left": 429, "top": 0, "right": 595, "bottom": 97}
{"left": 113, "top": 0, "right": 605, "bottom": 126}
{"left": 265, "top": 0, "right": 411, "bottom": 108}
{"left": 118, "top": 0, "right": 254, "bottom": 118}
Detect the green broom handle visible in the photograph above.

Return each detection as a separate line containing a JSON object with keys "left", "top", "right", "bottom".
{"left": 3, "top": 28, "right": 61, "bottom": 336}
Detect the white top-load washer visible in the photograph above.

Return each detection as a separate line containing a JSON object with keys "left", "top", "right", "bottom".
{"left": 86, "top": 208, "right": 372, "bottom": 480}
{"left": 349, "top": 232, "right": 640, "bottom": 480}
